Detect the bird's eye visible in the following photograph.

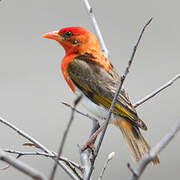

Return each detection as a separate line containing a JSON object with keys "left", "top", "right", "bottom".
{"left": 61, "top": 31, "right": 73, "bottom": 39}
{"left": 72, "top": 39, "right": 80, "bottom": 45}
{"left": 65, "top": 31, "right": 73, "bottom": 37}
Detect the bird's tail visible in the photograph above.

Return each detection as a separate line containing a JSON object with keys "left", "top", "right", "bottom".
{"left": 114, "top": 119, "right": 160, "bottom": 165}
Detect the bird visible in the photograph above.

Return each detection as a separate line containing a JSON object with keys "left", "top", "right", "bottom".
{"left": 42, "top": 26, "right": 159, "bottom": 164}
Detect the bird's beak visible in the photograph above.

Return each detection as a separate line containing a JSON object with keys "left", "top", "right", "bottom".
{"left": 42, "top": 31, "right": 60, "bottom": 41}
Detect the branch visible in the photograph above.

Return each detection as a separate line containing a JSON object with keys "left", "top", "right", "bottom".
{"left": 0, "top": 150, "right": 47, "bottom": 180}
{"left": 79, "top": 148, "right": 91, "bottom": 180}
{"left": 134, "top": 74, "right": 180, "bottom": 108}
{"left": 0, "top": 117, "right": 80, "bottom": 180}
{"left": 0, "top": 117, "right": 52, "bottom": 154}
{"left": 129, "top": 118, "right": 180, "bottom": 180}
{"left": 62, "top": 102, "right": 99, "bottom": 122}
{"left": 49, "top": 96, "right": 82, "bottom": 180}
{"left": 86, "top": 18, "right": 153, "bottom": 180}
{"left": 98, "top": 152, "right": 115, "bottom": 180}
{"left": 4, "top": 149, "right": 83, "bottom": 179}
{"left": 3, "top": 149, "right": 82, "bottom": 171}
{"left": 83, "top": 0, "right": 108, "bottom": 57}
{"left": 80, "top": 120, "right": 100, "bottom": 179}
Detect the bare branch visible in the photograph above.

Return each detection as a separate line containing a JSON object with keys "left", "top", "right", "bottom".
{"left": 86, "top": 18, "right": 153, "bottom": 180}
{"left": 4, "top": 149, "right": 83, "bottom": 179}
{"left": 80, "top": 148, "right": 91, "bottom": 180}
{"left": 0, "top": 150, "right": 47, "bottom": 180}
{"left": 57, "top": 160, "right": 81, "bottom": 180}
{"left": 80, "top": 119, "right": 100, "bottom": 180}
{"left": 4, "top": 149, "right": 82, "bottom": 170}
{"left": 129, "top": 119, "right": 180, "bottom": 180}
{"left": 0, "top": 117, "right": 51, "bottom": 154}
{"left": 127, "top": 163, "right": 137, "bottom": 178}
{"left": 49, "top": 96, "right": 82, "bottom": 180}
{"left": 134, "top": 74, "right": 180, "bottom": 108}
{"left": 83, "top": 0, "right": 108, "bottom": 57}
{"left": 79, "top": 120, "right": 100, "bottom": 179}
{"left": 0, "top": 117, "right": 80, "bottom": 180}
{"left": 4, "top": 149, "right": 51, "bottom": 157}
{"left": 62, "top": 102, "right": 99, "bottom": 122}
{"left": 98, "top": 152, "right": 115, "bottom": 180}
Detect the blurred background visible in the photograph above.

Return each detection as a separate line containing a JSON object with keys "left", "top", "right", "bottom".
{"left": 0, "top": 0, "right": 180, "bottom": 179}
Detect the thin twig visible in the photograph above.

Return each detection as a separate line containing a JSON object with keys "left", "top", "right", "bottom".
{"left": 3, "top": 149, "right": 82, "bottom": 171}
{"left": 129, "top": 118, "right": 180, "bottom": 180}
{"left": 62, "top": 102, "right": 99, "bottom": 122}
{"left": 49, "top": 96, "right": 82, "bottom": 180}
{"left": 0, "top": 117, "right": 80, "bottom": 180}
{"left": 134, "top": 74, "right": 180, "bottom": 108}
{"left": 0, "top": 117, "right": 51, "bottom": 154}
{"left": 4, "top": 150, "right": 52, "bottom": 157}
{"left": 127, "top": 163, "right": 137, "bottom": 178}
{"left": 86, "top": 18, "right": 153, "bottom": 180}
{"left": 0, "top": 150, "right": 47, "bottom": 180}
{"left": 4, "top": 149, "right": 83, "bottom": 179}
{"left": 98, "top": 152, "right": 115, "bottom": 180}
{"left": 83, "top": 0, "right": 108, "bottom": 57}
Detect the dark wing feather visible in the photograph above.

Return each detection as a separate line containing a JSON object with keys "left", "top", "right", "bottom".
{"left": 67, "top": 55, "right": 147, "bottom": 130}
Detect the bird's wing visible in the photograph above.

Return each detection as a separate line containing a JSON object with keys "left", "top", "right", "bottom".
{"left": 67, "top": 55, "right": 147, "bottom": 130}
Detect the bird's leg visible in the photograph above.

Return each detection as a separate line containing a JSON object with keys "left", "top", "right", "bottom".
{"left": 81, "top": 121, "right": 105, "bottom": 152}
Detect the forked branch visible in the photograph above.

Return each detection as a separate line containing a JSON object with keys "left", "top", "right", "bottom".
{"left": 0, "top": 150, "right": 47, "bottom": 180}
{"left": 0, "top": 117, "right": 80, "bottom": 180}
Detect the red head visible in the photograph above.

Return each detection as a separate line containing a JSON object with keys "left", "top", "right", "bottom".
{"left": 42, "top": 26, "right": 101, "bottom": 55}
{"left": 42, "top": 26, "right": 112, "bottom": 92}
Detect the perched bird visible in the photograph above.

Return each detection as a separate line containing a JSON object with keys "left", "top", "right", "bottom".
{"left": 42, "top": 27, "right": 159, "bottom": 164}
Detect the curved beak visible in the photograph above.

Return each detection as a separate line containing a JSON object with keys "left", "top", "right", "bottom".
{"left": 42, "top": 31, "right": 60, "bottom": 40}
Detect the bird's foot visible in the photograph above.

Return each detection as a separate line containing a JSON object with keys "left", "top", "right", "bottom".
{"left": 81, "top": 126, "right": 103, "bottom": 152}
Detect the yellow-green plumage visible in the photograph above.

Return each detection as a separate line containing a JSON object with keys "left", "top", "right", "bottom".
{"left": 67, "top": 56, "right": 147, "bottom": 130}
{"left": 67, "top": 54, "right": 159, "bottom": 164}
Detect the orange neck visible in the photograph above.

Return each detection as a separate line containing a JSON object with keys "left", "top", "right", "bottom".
{"left": 61, "top": 54, "right": 77, "bottom": 93}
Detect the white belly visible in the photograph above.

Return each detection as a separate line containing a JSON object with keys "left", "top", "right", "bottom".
{"left": 75, "top": 87, "right": 114, "bottom": 123}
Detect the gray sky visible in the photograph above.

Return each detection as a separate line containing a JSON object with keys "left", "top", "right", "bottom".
{"left": 0, "top": 0, "right": 180, "bottom": 179}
